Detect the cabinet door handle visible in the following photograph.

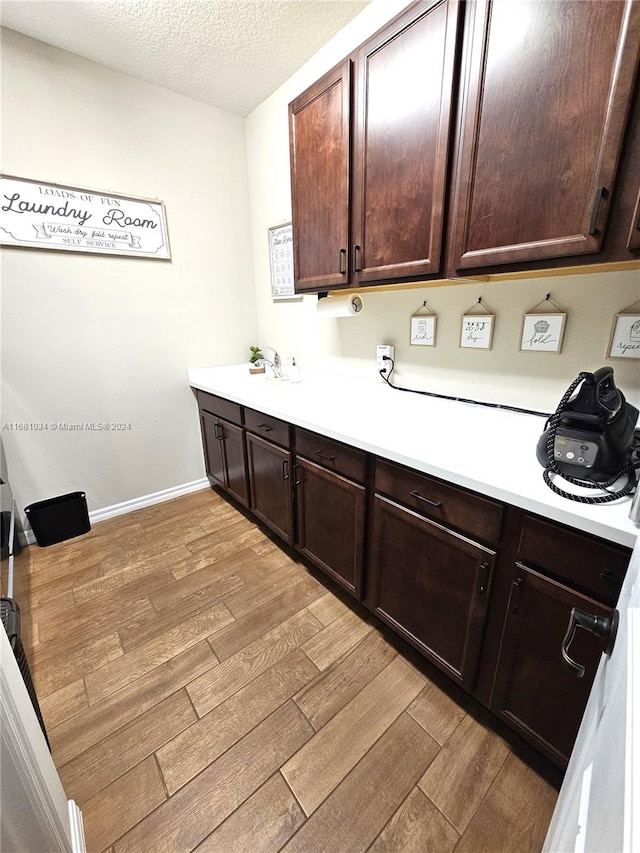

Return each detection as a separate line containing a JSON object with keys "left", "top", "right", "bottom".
{"left": 292, "top": 463, "right": 301, "bottom": 486}
{"left": 588, "top": 185, "right": 606, "bottom": 236}
{"left": 214, "top": 423, "right": 224, "bottom": 441}
{"left": 257, "top": 423, "right": 273, "bottom": 433}
{"left": 282, "top": 459, "right": 290, "bottom": 481}
{"left": 510, "top": 577, "right": 524, "bottom": 614}
{"left": 477, "top": 561, "right": 491, "bottom": 596}
{"left": 339, "top": 248, "right": 347, "bottom": 275}
{"left": 353, "top": 245, "right": 361, "bottom": 272}
{"left": 409, "top": 490, "right": 442, "bottom": 508}
{"left": 561, "top": 607, "right": 619, "bottom": 679}
{"left": 314, "top": 450, "right": 335, "bottom": 463}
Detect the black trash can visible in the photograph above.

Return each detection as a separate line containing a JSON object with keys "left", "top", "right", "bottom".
{"left": 25, "top": 492, "right": 90, "bottom": 546}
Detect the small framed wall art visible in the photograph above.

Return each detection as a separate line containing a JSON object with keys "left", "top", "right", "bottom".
{"left": 607, "top": 302, "right": 640, "bottom": 359}
{"left": 460, "top": 298, "right": 494, "bottom": 350}
{"left": 410, "top": 301, "right": 437, "bottom": 346}
{"left": 268, "top": 221, "right": 298, "bottom": 300}
{"left": 520, "top": 295, "right": 566, "bottom": 353}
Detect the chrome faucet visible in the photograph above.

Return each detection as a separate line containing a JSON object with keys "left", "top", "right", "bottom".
{"left": 263, "top": 346, "right": 283, "bottom": 379}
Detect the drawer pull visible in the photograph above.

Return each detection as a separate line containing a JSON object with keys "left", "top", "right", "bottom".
{"left": 410, "top": 490, "right": 442, "bottom": 509}
{"left": 257, "top": 423, "right": 273, "bottom": 433}
{"left": 561, "top": 607, "right": 619, "bottom": 679}
{"left": 314, "top": 450, "right": 336, "bottom": 463}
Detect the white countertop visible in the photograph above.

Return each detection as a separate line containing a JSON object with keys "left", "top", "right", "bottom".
{"left": 188, "top": 364, "right": 639, "bottom": 549}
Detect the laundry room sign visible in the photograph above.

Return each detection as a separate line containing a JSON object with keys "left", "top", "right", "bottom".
{"left": 0, "top": 174, "right": 171, "bottom": 259}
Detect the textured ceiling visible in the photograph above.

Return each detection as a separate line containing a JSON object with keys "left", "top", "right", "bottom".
{"left": 0, "top": 0, "right": 370, "bottom": 116}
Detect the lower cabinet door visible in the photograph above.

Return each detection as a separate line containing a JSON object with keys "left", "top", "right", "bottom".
{"left": 220, "top": 420, "right": 249, "bottom": 507}
{"left": 200, "top": 410, "right": 225, "bottom": 487}
{"left": 294, "top": 456, "right": 365, "bottom": 597}
{"left": 491, "top": 564, "right": 613, "bottom": 768}
{"left": 369, "top": 495, "right": 495, "bottom": 690}
{"left": 246, "top": 433, "right": 294, "bottom": 544}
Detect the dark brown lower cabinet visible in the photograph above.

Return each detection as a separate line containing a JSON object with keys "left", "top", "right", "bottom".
{"left": 294, "top": 456, "right": 365, "bottom": 597}
{"left": 369, "top": 494, "right": 495, "bottom": 692}
{"left": 246, "top": 432, "right": 294, "bottom": 544}
{"left": 194, "top": 390, "right": 632, "bottom": 770}
{"left": 491, "top": 564, "right": 613, "bottom": 768}
{"left": 200, "top": 411, "right": 248, "bottom": 507}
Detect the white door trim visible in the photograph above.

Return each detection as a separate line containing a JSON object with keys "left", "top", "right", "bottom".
{"left": 0, "top": 626, "right": 85, "bottom": 852}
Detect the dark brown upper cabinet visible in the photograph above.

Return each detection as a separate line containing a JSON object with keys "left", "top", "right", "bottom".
{"left": 289, "top": 0, "right": 462, "bottom": 293}
{"left": 289, "top": 60, "right": 352, "bottom": 292}
{"left": 449, "top": 0, "right": 640, "bottom": 272}
{"left": 351, "top": 0, "right": 461, "bottom": 284}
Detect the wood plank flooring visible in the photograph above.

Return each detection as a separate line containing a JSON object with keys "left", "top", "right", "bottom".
{"left": 15, "top": 488, "right": 560, "bottom": 852}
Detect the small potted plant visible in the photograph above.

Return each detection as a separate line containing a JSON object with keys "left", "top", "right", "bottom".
{"left": 248, "top": 345, "right": 265, "bottom": 374}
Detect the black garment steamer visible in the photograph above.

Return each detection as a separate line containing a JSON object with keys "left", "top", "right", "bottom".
{"left": 536, "top": 367, "right": 639, "bottom": 503}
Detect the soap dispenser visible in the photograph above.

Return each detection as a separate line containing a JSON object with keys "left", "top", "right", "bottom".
{"left": 288, "top": 357, "right": 302, "bottom": 383}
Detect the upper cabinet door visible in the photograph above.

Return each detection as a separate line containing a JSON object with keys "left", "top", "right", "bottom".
{"left": 289, "top": 60, "right": 352, "bottom": 292}
{"left": 352, "top": 0, "right": 461, "bottom": 284}
{"left": 450, "top": 0, "right": 640, "bottom": 271}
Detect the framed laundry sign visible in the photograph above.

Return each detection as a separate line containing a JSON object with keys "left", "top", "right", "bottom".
{"left": 520, "top": 313, "right": 566, "bottom": 352}
{"left": 268, "top": 221, "right": 299, "bottom": 299}
{"left": 460, "top": 297, "right": 495, "bottom": 350}
{"left": 410, "top": 300, "right": 437, "bottom": 347}
{"left": 519, "top": 296, "right": 567, "bottom": 353}
{"left": 0, "top": 174, "right": 171, "bottom": 259}
{"left": 607, "top": 309, "right": 640, "bottom": 359}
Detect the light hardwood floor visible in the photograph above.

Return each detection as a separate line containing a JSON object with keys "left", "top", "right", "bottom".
{"left": 15, "top": 488, "right": 560, "bottom": 852}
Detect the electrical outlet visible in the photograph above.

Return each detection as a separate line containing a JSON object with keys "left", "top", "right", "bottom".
{"left": 376, "top": 344, "right": 395, "bottom": 379}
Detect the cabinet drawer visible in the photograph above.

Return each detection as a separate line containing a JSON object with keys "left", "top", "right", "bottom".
{"left": 244, "top": 408, "right": 291, "bottom": 448}
{"left": 196, "top": 390, "right": 242, "bottom": 426}
{"left": 295, "top": 428, "right": 366, "bottom": 483}
{"left": 374, "top": 458, "right": 504, "bottom": 544}
{"left": 518, "top": 515, "right": 630, "bottom": 605}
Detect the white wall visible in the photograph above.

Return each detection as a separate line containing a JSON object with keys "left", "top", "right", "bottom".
{"left": 1, "top": 28, "right": 258, "bottom": 518}
{"left": 246, "top": 0, "right": 640, "bottom": 415}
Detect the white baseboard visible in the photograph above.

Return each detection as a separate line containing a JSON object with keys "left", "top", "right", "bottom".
{"left": 89, "top": 477, "right": 210, "bottom": 524}
{"left": 21, "top": 478, "right": 210, "bottom": 545}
